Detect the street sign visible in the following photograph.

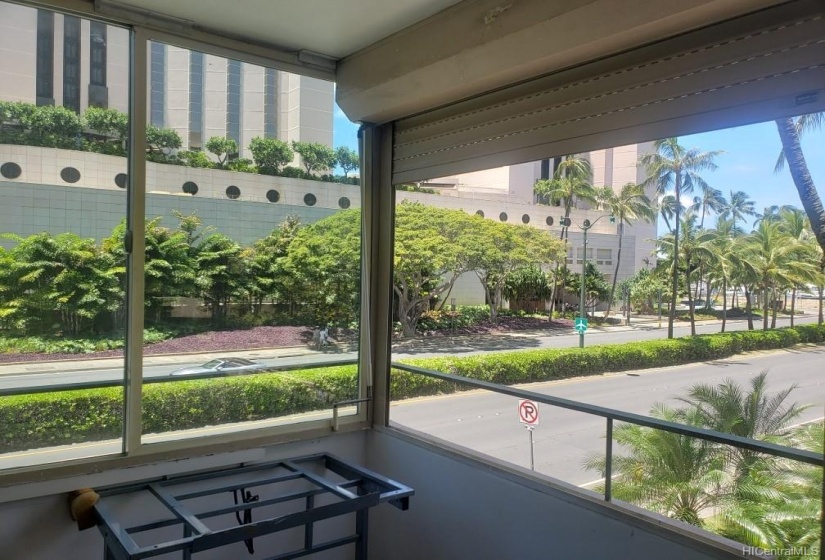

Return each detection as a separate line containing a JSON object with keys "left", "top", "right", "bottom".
{"left": 574, "top": 317, "right": 588, "bottom": 333}
{"left": 518, "top": 399, "right": 540, "bottom": 427}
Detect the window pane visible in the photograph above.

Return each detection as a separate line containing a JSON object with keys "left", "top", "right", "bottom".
{"left": 0, "top": 3, "right": 129, "bottom": 468}
{"left": 140, "top": 41, "right": 361, "bottom": 444}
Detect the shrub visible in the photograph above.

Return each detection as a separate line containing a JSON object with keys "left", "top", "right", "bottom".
{"left": 249, "top": 137, "right": 293, "bottom": 175}
{"left": 1, "top": 325, "right": 823, "bottom": 453}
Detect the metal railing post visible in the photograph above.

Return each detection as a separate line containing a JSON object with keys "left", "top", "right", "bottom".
{"left": 604, "top": 418, "right": 613, "bottom": 501}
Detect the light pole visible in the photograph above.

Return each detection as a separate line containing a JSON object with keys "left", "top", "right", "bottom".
{"left": 561, "top": 214, "right": 613, "bottom": 348}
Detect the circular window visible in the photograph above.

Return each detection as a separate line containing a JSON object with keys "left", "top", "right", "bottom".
{"left": 0, "top": 162, "right": 22, "bottom": 179}
{"left": 499, "top": 212, "right": 508, "bottom": 222}
{"left": 182, "top": 181, "right": 199, "bottom": 195}
{"left": 522, "top": 214, "right": 530, "bottom": 224}
{"left": 304, "top": 193, "right": 317, "bottom": 206}
{"left": 226, "top": 185, "right": 241, "bottom": 200}
{"left": 266, "top": 189, "right": 280, "bottom": 203}
{"left": 338, "top": 196, "right": 351, "bottom": 209}
{"left": 545, "top": 216, "right": 554, "bottom": 226}
{"left": 114, "top": 173, "right": 128, "bottom": 189}
{"left": 60, "top": 167, "right": 81, "bottom": 183}
{"left": 475, "top": 210, "right": 484, "bottom": 218}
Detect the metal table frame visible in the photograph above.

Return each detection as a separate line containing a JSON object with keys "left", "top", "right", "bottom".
{"left": 93, "top": 453, "right": 413, "bottom": 560}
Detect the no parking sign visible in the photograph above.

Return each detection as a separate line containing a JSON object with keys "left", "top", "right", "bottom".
{"left": 518, "top": 399, "right": 540, "bottom": 427}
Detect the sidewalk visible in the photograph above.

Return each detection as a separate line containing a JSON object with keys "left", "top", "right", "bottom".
{"left": 0, "top": 312, "right": 813, "bottom": 377}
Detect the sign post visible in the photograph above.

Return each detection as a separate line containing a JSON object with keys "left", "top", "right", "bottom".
{"left": 518, "top": 399, "right": 540, "bottom": 471}
{"left": 574, "top": 317, "right": 588, "bottom": 336}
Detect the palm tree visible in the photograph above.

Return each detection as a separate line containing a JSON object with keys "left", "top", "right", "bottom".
{"left": 704, "top": 218, "right": 751, "bottom": 332}
{"left": 585, "top": 404, "right": 727, "bottom": 527}
{"left": 691, "top": 185, "right": 726, "bottom": 229}
{"left": 678, "top": 372, "right": 808, "bottom": 478}
{"left": 720, "top": 190, "right": 758, "bottom": 234}
{"left": 534, "top": 154, "right": 595, "bottom": 318}
{"left": 774, "top": 114, "right": 825, "bottom": 258}
{"left": 658, "top": 194, "right": 681, "bottom": 234}
{"left": 586, "top": 374, "right": 814, "bottom": 551}
{"left": 777, "top": 207, "right": 812, "bottom": 327}
{"left": 656, "top": 210, "right": 714, "bottom": 335}
{"left": 745, "top": 221, "right": 817, "bottom": 331}
{"left": 640, "top": 138, "right": 722, "bottom": 338}
{"left": 600, "top": 183, "right": 655, "bottom": 317}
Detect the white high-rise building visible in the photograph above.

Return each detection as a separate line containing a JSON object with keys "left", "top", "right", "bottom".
{"left": 0, "top": 2, "right": 334, "bottom": 158}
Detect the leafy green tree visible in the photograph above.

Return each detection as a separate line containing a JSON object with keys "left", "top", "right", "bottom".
{"left": 103, "top": 218, "right": 197, "bottom": 322}
{"left": 393, "top": 202, "right": 475, "bottom": 336}
{"left": 249, "top": 137, "right": 293, "bottom": 175}
{"left": 464, "top": 218, "right": 564, "bottom": 322}
{"left": 178, "top": 150, "right": 214, "bottom": 168}
{"left": 503, "top": 265, "right": 553, "bottom": 309}
{"left": 0, "top": 232, "right": 122, "bottom": 335}
{"left": 24, "top": 105, "right": 84, "bottom": 149}
{"left": 564, "top": 262, "right": 611, "bottom": 311}
{"left": 640, "top": 138, "right": 721, "bottom": 338}
{"left": 145, "top": 125, "right": 182, "bottom": 161}
{"left": 205, "top": 136, "right": 238, "bottom": 169}
{"left": 195, "top": 234, "right": 250, "bottom": 322}
{"left": 292, "top": 141, "right": 336, "bottom": 175}
{"left": 248, "top": 216, "right": 302, "bottom": 314}
{"left": 281, "top": 210, "right": 361, "bottom": 325}
{"left": 625, "top": 268, "right": 668, "bottom": 314}
{"left": 84, "top": 107, "right": 128, "bottom": 155}
{"left": 335, "top": 145, "right": 359, "bottom": 178}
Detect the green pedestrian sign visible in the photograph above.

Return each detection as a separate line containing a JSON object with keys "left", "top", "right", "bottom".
{"left": 574, "top": 317, "right": 588, "bottom": 334}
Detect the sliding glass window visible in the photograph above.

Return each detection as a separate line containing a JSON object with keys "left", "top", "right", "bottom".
{"left": 0, "top": 3, "right": 130, "bottom": 469}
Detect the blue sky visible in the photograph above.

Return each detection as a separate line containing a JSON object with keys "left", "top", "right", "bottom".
{"left": 334, "top": 105, "right": 824, "bottom": 231}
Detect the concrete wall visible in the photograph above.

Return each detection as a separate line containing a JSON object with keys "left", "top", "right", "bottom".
{"left": 366, "top": 430, "right": 750, "bottom": 560}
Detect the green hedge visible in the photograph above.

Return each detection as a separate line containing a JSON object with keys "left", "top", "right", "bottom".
{"left": 1, "top": 325, "right": 823, "bottom": 454}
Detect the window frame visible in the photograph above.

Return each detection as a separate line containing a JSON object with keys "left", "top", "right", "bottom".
{"left": 0, "top": 12, "right": 368, "bottom": 484}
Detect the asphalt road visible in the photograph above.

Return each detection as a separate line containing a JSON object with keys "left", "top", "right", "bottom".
{"left": 390, "top": 346, "right": 825, "bottom": 487}
{"left": 0, "top": 314, "right": 819, "bottom": 392}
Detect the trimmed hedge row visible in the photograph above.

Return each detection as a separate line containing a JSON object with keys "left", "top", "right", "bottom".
{"left": 1, "top": 325, "right": 823, "bottom": 454}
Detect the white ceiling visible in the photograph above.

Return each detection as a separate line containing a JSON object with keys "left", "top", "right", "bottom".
{"left": 108, "top": 0, "right": 463, "bottom": 59}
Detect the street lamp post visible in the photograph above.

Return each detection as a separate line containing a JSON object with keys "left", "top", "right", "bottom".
{"left": 579, "top": 224, "right": 589, "bottom": 348}
{"left": 562, "top": 214, "right": 614, "bottom": 349}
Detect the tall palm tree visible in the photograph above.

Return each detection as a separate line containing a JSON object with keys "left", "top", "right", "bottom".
{"left": 777, "top": 206, "right": 811, "bottom": 327}
{"left": 745, "top": 221, "right": 817, "bottom": 331}
{"left": 640, "top": 138, "right": 721, "bottom": 338}
{"left": 691, "top": 185, "right": 726, "bottom": 229}
{"left": 601, "top": 183, "right": 655, "bottom": 317}
{"left": 534, "top": 154, "right": 595, "bottom": 318}
{"left": 658, "top": 194, "right": 681, "bottom": 234}
{"left": 704, "top": 218, "right": 751, "bottom": 332}
{"left": 720, "top": 190, "right": 758, "bottom": 234}
{"left": 656, "top": 210, "right": 713, "bottom": 335}
{"left": 774, "top": 115, "right": 825, "bottom": 258}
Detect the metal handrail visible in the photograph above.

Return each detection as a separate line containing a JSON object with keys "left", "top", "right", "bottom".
{"left": 0, "top": 358, "right": 359, "bottom": 397}
{"left": 389, "top": 361, "right": 824, "bottom": 502}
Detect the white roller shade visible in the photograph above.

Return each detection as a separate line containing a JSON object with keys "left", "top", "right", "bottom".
{"left": 392, "top": 0, "right": 825, "bottom": 184}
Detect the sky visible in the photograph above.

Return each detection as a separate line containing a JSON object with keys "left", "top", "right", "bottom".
{"left": 333, "top": 105, "right": 824, "bottom": 233}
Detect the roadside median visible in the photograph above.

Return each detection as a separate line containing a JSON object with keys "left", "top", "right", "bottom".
{"left": 1, "top": 324, "right": 823, "bottom": 454}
